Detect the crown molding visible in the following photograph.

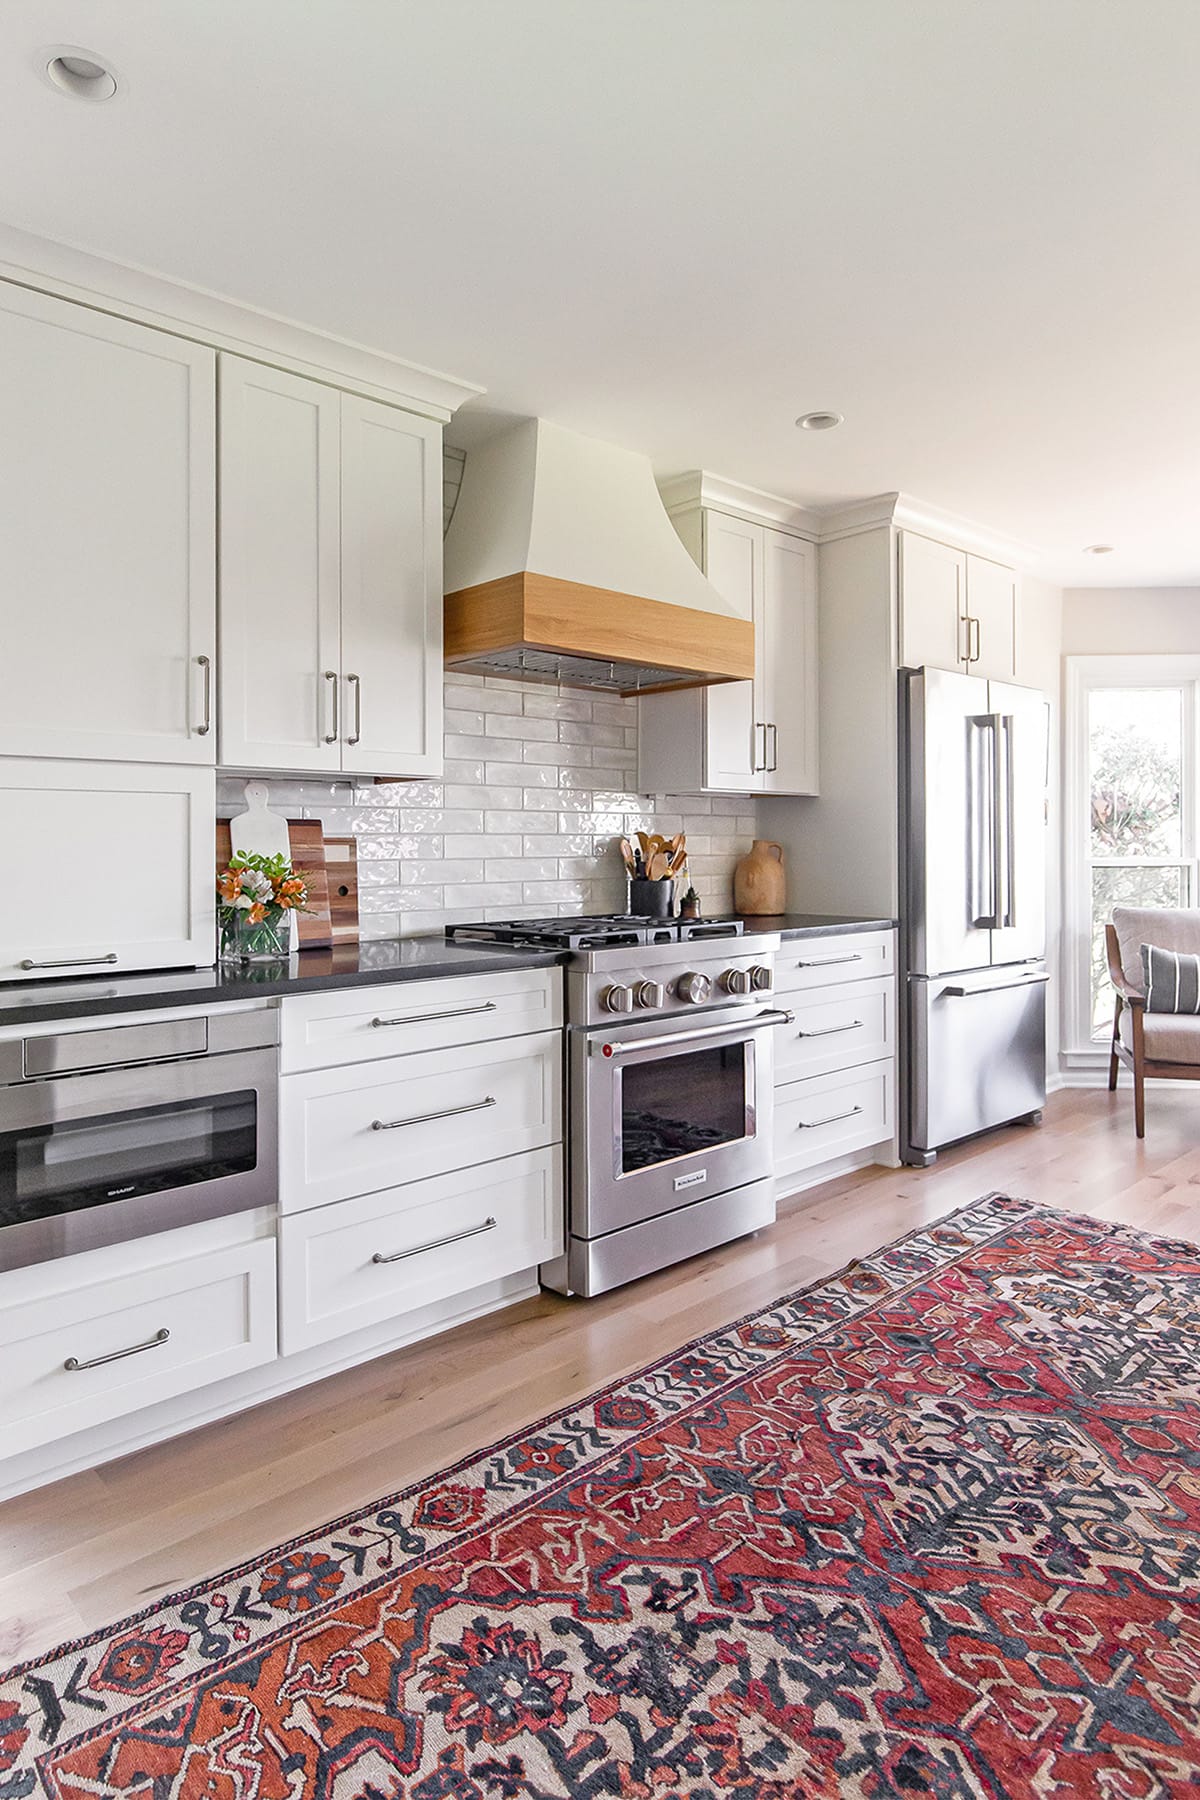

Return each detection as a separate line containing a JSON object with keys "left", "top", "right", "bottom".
{"left": 0, "top": 222, "right": 484, "bottom": 422}
{"left": 656, "top": 470, "right": 822, "bottom": 537}
{"left": 813, "top": 489, "right": 1047, "bottom": 571}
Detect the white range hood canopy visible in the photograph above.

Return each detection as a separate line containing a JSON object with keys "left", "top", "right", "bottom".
{"left": 442, "top": 418, "right": 753, "bottom": 694}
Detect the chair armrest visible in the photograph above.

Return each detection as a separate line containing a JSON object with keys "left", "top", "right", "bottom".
{"left": 1105, "top": 922, "right": 1145, "bottom": 1005}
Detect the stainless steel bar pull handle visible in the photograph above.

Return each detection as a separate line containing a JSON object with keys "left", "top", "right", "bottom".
{"left": 796, "top": 1020, "right": 862, "bottom": 1038}
{"left": 797, "top": 1104, "right": 863, "bottom": 1130}
{"left": 371, "top": 1095, "right": 496, "bottom": 1131}
{"left": 196, "top": 654, "right": 212, "bottom": 735}
{"left": 597, "top": 1008, "right": 794, "bottom": 1058}
{"left": 754, "top": 721, "right": 768, "bottom": 772}
{"left": 943, "top": 973, "right": 1049, "bottom": 997}
{"left": 767, "top": 722, "right": 779, "bottom": 772}
{"left": 370, "top": 1002, "right": 497, "bottom": 1029}
{"left": 323, "top": 670, "right": 339, "bottom": 744}
{"left": 793, "top": 953, "right": 862, "bottom": 969}
{"left": 65, "top": 1327, "right": 169, "bottom": 1372}
{"left": 346, "top": 673, "right": 362, "bottom": 746}
{"left": 19, "top": 952, "right": 118, "bottom": 970}
{"left": 373, "top": 1217, "right": 497, "bottom": 1265}
{"left": 969, "top": 617, "right": 981, "bottom": 664}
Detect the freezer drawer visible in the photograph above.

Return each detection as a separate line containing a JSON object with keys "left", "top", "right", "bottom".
{"left": 907, "top": 969, "right": 1046, "bottom": 1154}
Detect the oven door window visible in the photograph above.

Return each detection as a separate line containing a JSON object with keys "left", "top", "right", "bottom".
{"left": 618, "top": 1042, "right": 751, "bottom": 1175}
{"left": 0, "top": 1090, "right": 258, "bottom": 1232}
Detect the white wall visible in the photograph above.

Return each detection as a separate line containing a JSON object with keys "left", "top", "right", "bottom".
{"left": 1017, "top": 576, "right": 1065, "bottom": 1073}
{"left": 1063, "top": 586, "right": 1200, "bottom": 654}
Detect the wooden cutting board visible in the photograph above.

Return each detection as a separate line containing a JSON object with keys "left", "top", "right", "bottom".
{"left": 216, "top": 818, "right": 334, "bottom": 949}
{"left": 323, "top": 834, "right": 360, "bottom": 944}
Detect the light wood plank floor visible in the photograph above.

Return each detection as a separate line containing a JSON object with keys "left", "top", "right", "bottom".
{"left": 3, "top": 1085, "right": 1199, "bottom": 1666}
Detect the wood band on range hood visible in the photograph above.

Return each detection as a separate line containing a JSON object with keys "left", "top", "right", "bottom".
{"left": 444, "top": 572, "right": 755, "bottom": 697}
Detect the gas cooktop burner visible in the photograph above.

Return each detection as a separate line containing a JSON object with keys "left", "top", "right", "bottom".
{"left": 445, "top": 914, "right": 747, "bottom": 951}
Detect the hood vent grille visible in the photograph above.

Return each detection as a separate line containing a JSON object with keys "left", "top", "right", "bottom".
{"left": 448, "top": 645, "right": 705, "bottom": 693}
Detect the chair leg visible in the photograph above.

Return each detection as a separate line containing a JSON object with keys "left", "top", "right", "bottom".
{"left": 1131, "top": 1006, "right": 1146, "bottom": 1139}
{"left": 1109, "top": 998, "right": 1121, "bottom": 1091}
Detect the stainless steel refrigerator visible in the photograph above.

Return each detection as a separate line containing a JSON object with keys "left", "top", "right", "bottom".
{"left": 900, "top": 666, "right": 1049, "bottom": 1164}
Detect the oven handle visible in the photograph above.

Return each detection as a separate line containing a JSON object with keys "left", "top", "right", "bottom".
{"left": 595, "top": 1008, "right": 794, "bottom": 1058}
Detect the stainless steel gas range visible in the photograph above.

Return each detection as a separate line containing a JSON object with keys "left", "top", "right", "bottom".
{"left": 446, "top": 916, "right": 789, "bottom": 1296}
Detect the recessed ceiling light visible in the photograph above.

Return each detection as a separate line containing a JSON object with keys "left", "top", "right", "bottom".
{"left": 795, "top": 411, "right": 844, "bottom": 431}
{"left": 1082, "top": 543, "right": 1114, "bottom": 555}
{"left": 38, "top": 45, "right": 119, "bottom": 101}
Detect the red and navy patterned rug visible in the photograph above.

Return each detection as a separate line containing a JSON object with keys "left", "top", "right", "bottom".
{"left": 4, "top": 1192, "right": 1200, "bottom": 1798}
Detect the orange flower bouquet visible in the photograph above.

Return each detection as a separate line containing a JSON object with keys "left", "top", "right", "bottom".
{"left": 217, "top": 851, "right": 310, "bottom": 963}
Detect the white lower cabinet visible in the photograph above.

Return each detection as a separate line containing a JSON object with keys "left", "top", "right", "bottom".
{"left": 775, "top": 1061, "right": 896, "bottom": 1184}
{"left": 279, "top": 1031, "right": 563, "bottom": 1213}
{"left": 772, "top": 930, "right": 898, "bottom": 1191}
{"left": 280, "top": 1147, "right": 562, "bottom": 1353}
{"left": 276, "top": 969, "right": 565, "bottom": 1352}
{"left": 0, "top": 1230, "right": 276, "bottom": 1459}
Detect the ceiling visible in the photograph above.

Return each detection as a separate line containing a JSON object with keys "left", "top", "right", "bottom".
{"left": 1, "top": 0, "right": 1197, "bottom": 586}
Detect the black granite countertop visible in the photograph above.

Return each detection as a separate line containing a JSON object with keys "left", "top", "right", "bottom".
{"left": 0, "top": 939, "right": 567, "bottom": 1029}
{"left": 736, "top": 912, "right": 898, "bottom": 939}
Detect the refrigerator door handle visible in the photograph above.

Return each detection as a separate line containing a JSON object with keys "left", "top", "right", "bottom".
{"left": 941, "top": 972, "right": 1050, "bottom": 996}
{"left": 994, "top": 712, "right": 1016, "bottom": 930}
{"left": 968, "top": 714, "right": 999, "bottom": 928}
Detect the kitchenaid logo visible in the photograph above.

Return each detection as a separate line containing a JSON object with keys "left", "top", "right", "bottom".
{"left": 674, "top": 1168, "right": 708, "bottom": 1192}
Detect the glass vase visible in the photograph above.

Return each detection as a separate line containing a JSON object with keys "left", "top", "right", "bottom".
{"left": 220, "top": 909, "right": 291, "bottom": 964}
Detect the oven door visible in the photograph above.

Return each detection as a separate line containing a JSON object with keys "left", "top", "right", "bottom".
{"left": 571, "top": 1006, "right": 789, "bottom": 1238}
{"left": 0, "top": 1047, "right": 278, "bottom": 1271}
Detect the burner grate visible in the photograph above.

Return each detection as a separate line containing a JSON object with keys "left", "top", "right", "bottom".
{"left": 445, "top": 914, "right": 746, "bottom": 951}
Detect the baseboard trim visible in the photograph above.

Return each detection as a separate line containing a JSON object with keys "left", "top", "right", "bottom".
{"left": 777, "top": 1144, "right": 890, "bottom": 1201}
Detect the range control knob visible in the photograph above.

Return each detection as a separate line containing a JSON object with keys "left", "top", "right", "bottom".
{"left": 720, "top": 967, "right": 753, "bottom": 995}
{"left": 634, "top": 979, "right": 666, "bottom": 1010}
{"left": 675, "top": 970, "right": 712, "bottom": 1005}
{"left": 749, "top": 965, "right": 773, "bottom": 991}
{"left": 601, "top": 983, "right": 634, "bottom": 1015}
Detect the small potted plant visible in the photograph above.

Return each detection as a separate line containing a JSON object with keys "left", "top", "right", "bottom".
{"left": 218, "top": 851, "right": 309, "bottom": 963}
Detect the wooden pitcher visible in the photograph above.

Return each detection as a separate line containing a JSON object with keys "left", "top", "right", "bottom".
{"left": 733, "top": 839, "right": 787, "bottom": 916}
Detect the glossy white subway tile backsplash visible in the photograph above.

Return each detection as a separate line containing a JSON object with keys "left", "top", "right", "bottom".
{"left": 216, "top": 676, "right": 754, "bottom": 934}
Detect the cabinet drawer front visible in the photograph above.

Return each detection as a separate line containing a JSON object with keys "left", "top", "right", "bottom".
{"left": 775, "top": 976, "right": 895, "bottom": 1083}
{"left": 775, "top": 931, "right": 895, "bottom": 994}
{"left": 280, "top": 968, "right": 562, "bottom": 1071}
{"left": 280, "top": 1147, "right": 563, "bottom": 1353}
{"left": 0, "top": 760, "right": 215, "bottom": 979}
{"left": 280, "top": 1031, "right": 563, "bottom": 1212}
{"left": 0, "top": 1237, "right": 276, "bottom": 1457}
{"left": 774, "top": 1061, "right": 895, "bottom": 1182}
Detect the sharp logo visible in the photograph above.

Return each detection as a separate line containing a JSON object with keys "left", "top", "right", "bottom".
{"left": 674, "top": 1168, "right": 708, "bottom": 1192}
{"left": 106, "top": 1184, "right": 137, "bottom": 1197}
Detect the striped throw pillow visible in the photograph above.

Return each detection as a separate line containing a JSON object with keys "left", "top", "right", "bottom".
{"left": 1141, "top": 942, "right": 1200, "bottom": 1014}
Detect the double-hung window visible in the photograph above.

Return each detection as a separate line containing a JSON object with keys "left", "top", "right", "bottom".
{"left": 1065, "top": 655, "right": 1199, "bottom": 1052}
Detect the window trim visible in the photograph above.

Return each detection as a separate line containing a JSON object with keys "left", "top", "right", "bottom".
{"left": 1064, "top": 654, "right": 1200, "bottom": 1055}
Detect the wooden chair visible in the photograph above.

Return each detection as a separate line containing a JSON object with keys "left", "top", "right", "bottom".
{"left": 1106, "top": 906, "right": 1200, "bottom": 1138}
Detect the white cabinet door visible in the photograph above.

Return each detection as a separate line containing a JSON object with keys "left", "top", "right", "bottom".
{"left": 0, "top": 283, "right": 216, "bottom": 764}
{"left": 761, "top": 528, "right": 818, "bottom": 794}
{"left": 0, "top": 761, "right": 215, "bottom": 978}
{"left": 339, "top": 395, "right": 443, "bottom": 778}
{"left": 218, "top": 357, "right": 342, "bottom": 772}
{"left": 898, "top": 531, "right": 968, "bottom": 673}
{"left": 966, "top": 554, "right": 1016, "bottom": 682}
{"left": 702, "top": 511, "right": 763, "bottom": 791}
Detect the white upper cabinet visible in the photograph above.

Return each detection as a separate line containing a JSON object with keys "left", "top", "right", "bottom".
{"left": 0, "top": 284, "right": 217, "bottom": 764}
{"left": 340, "top": 395, "right": 442, "bottom": 778}
{"left": 218, "top": 361, "right": 342, "bottom": 772}
{"left": 702, "top": 512, "right": 760, "bottom": 790}
{"left": 0, "top": 760, "right": 214, "bottom": 979}
{"left": 218, "top": 356, "right": 443, "bottom": 778}
{"left": 761, "top": 529, "right": 818, "bottom": 793}
{"left": 638, "top": 496, "right": 819, "bottom": 798}
{"left": 899, "top": 530, "right": 1015, "bottom": 681}
{"left": 964, "top": 553, "right": 1016, "bottom": 682}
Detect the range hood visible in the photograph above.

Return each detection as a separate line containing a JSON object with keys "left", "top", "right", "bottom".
{"left": 443, "top": 418, "right": 753, "bottom": 695}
